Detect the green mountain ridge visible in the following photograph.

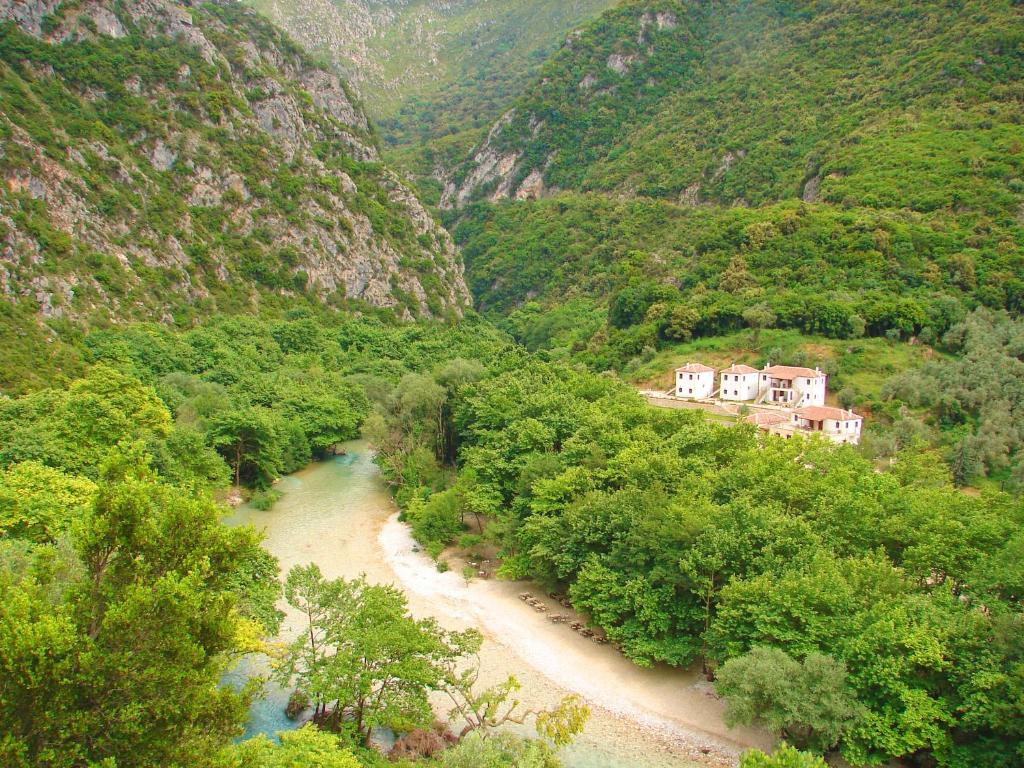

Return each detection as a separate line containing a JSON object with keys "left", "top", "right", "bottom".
{"left": 243, "top": 0, "right": 619, "bottom": 176}
{"left": 0, "top": 0, "right": 470, "bottom": 334}
{"left": 445, "top": 0, "right": 1023, "bottom": 355}
{"left": 447, "top": 0, "right": 1023, "bottom": 214}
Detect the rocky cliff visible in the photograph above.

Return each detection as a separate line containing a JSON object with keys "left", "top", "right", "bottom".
{"left": 244, "top": 0, "right": 618, "bottom": 153}
{"left": 0, "top": 0, "right": 470, "bottom": 323}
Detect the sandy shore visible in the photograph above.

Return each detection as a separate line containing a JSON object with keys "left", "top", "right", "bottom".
{"left": 231, "top": 446, "right": 770, "bottom": 767}
{"left": 378, "top": 514, "right": 771, "bottom": 768}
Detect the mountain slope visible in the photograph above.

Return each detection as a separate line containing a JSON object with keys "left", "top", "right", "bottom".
{"left": 244, "top": 0, "right": 618, "bottom": 152}
{"left": 0, "top": 0, "right": 469, "bottom": 326}
{"left": 447, "top": 0, "right": 1023, "bottom": 396}
{"left": 446, "top": 0, "right": 1024, "bottom": 214}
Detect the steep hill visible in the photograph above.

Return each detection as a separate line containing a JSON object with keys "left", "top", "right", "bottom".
{"left": 0, "top": 0, "right": 470, "bottom": 328}
{"left": 449, "top": 0, "right": 1023, "bottom": 341}
{"left": 446, "top": 0, "right": 1023, "bottom": 212}
{"left": 243, "top": 0, "right": 617, "bottom": 152}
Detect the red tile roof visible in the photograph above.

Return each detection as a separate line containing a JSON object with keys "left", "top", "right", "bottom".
{"left": 676, "top": 363, "right": 715, "bottom": 374}
{"left": 722, "top": 364, "right": 758, "bottom": 375}
{"left": 795, "top": 406, "right": 862, "bottom": 422}
{"left": 763, "top": 365, "right": 824, "bottom": 379}
{"left": 745, "top": 412, "right": 789, "bottom": 426}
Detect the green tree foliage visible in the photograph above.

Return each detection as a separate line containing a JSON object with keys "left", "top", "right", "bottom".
{"left": 234, "top": 727, "right": 361, "bottom": 768}
{"left": 715, "top": 647, "right": 862, "bottom": 752}
{"left": 883, "top": 309, "right": 1024, "bottom": 484}
{"left": 454, "top": 193, "right": 1019, "bottom": 371}
{"left": 276, "top": 564, "right": 476, "bottom": 745}
{"left": 0, "top": 363, "right": 171, "bottom": 476}
{"left": 739, "top": 745, "right": 828, "bottom": 768}
{"left": 435, "top": 731, "right": 563, "bottom": 768}
{"left": 209, "top": 408, "right": 284, "bottom": 489}
{"left": 384, "top": 350, "right": 1024, "bottom": 767}
{"left": 0, "top": 443, "right": 277, "bottom": 768}
{"left": 0, "top": 461, "right": 95, "bottom": 542}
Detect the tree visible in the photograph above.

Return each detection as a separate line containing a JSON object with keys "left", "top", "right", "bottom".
{"left": 408, "top": 487, "right": 465, "bottom": 556}
{"left": 0, "top": 364, "right": 173, "bottom": 478}
{"left": 393, "top": 373, "right": 449, "bottom": 460}
{"left": 739, "top": 744, "right": 828, "bottom": 768}
{"left": 235, "top": 726, "right": 361, "bottom": 768}
{"left": 743, "top": 304, "right": 777, "bottom": 346}
{"left": 0, "top": 442, "right": 271, "bottom": 768}
{"left": 715, "top": 646, "right": 862, "bottom": 752}
{"left": 662, "top": 304, "right": 700, "bottom": 341}
{"left": 208, "top": 407, "right": 283, "bottom": 488}
{"left": 277, "top": 566, "right": 475, "bottom": 745}
{"left": 720, "top": 255, "right": 756, "bottom": 294}
{"left": 0, "top": 461, "right": 96, "bottom": 542}
{"left": 437, "top": 628, "right": 589, "bottom": 744}
{"left": 437, "top": 731, "right": 562, "bottom": 768}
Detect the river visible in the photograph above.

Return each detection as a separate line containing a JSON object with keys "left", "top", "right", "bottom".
{"left": 225, "top": 441, "right": 770, "bottom": 767}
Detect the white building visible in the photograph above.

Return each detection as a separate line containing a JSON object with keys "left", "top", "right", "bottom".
{"left": 792, "top": 406, "right": 863, "bottom": 444}
{"left": 757, "top": 365, "right": 826, "bottom": 407}
{"left": 745, "top": 406, "right": 864, "bottom": 445}
{"left": 719, "top": 364, "right": 759, "bottom": 401}
{"left": 676, "top": 363, "right": 715, "bottom": 400}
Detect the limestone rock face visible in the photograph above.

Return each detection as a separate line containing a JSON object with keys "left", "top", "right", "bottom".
{"left": 0, "top": 0, "right": 468, "bottom": 321}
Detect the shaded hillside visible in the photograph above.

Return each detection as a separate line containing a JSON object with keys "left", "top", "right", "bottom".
{"left": 446, "top": 0, "right": 1023, "bottom": 213}
{"left": 244, "top": 0, "right": 617, "bottom": 153}
{"left": 456, "top": 193, "right": 1023, "bottom": 362}
{"left": 0, "top": 0, "right": 470, "bottom": 329}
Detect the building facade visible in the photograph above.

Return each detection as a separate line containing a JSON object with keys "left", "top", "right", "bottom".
{"left": 719, "top": 364, "right": 760, "bottom": 401}
{"left": 743, "top": 405, "right": 864, "bottom": 445}
{"left": 676, "top": 363, "right": 716, "bottom": 399}
{"left": 792, "top": 406, "right": 863, "bottom": 444}
{"left": 757, "top": 365, "right": 826, "bottom": 407}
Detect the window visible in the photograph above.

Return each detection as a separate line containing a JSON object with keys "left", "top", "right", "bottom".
{"left": 688, "top": 388, "right": 693, "bottom": 394}
{"left": 689, "top": 374, "right": 693, "bottom": 380}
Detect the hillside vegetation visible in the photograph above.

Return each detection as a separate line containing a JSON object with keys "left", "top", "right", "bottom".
{"left": 444, "top": 0, "right": 1023, "bottom": 484}
{"left": 0, "top": 0, "right": 469, "bottom": 336}
{"left": 244, "top": 0, "right": 617, "bottom": 154}
{"left": 448, "top": 0, "right": 1023, "bottom": 209}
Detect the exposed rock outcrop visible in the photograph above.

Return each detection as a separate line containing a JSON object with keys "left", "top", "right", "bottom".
{"left": 0, "top": 0, "right": 469, "bottom": 322}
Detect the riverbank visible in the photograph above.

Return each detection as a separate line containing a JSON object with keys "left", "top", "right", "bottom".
{"left": 379, "top": 514, "right": 770, "bottom": 767}
{"left": 229, "top": 443, "right": 770, "bottom": 767}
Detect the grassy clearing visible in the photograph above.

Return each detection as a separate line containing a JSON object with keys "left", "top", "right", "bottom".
{"left": 628, "top": 329, "right": 942, "bottom": 404}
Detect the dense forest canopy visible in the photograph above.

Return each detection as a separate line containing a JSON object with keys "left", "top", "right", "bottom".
{"left": 372, "top": 346, "right": 1024, "bottom": 768}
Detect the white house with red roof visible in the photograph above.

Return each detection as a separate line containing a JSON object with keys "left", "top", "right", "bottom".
{"left": 792, "top": 406, "right": 863, "bottom": 444}
{"left": 675, "top": 363, "right": 716, "bottom": 399}
{"left": 719, "top": 364, "right": 760, "bottom": 401}
{"left": 757, "top": 364, "right": 826, "bottom": 407}
{"left": 654, "top": 359, "right": 865, "bottom": 445}
{"left": 744, "top": 405, "right": 864, "bottom": 444}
